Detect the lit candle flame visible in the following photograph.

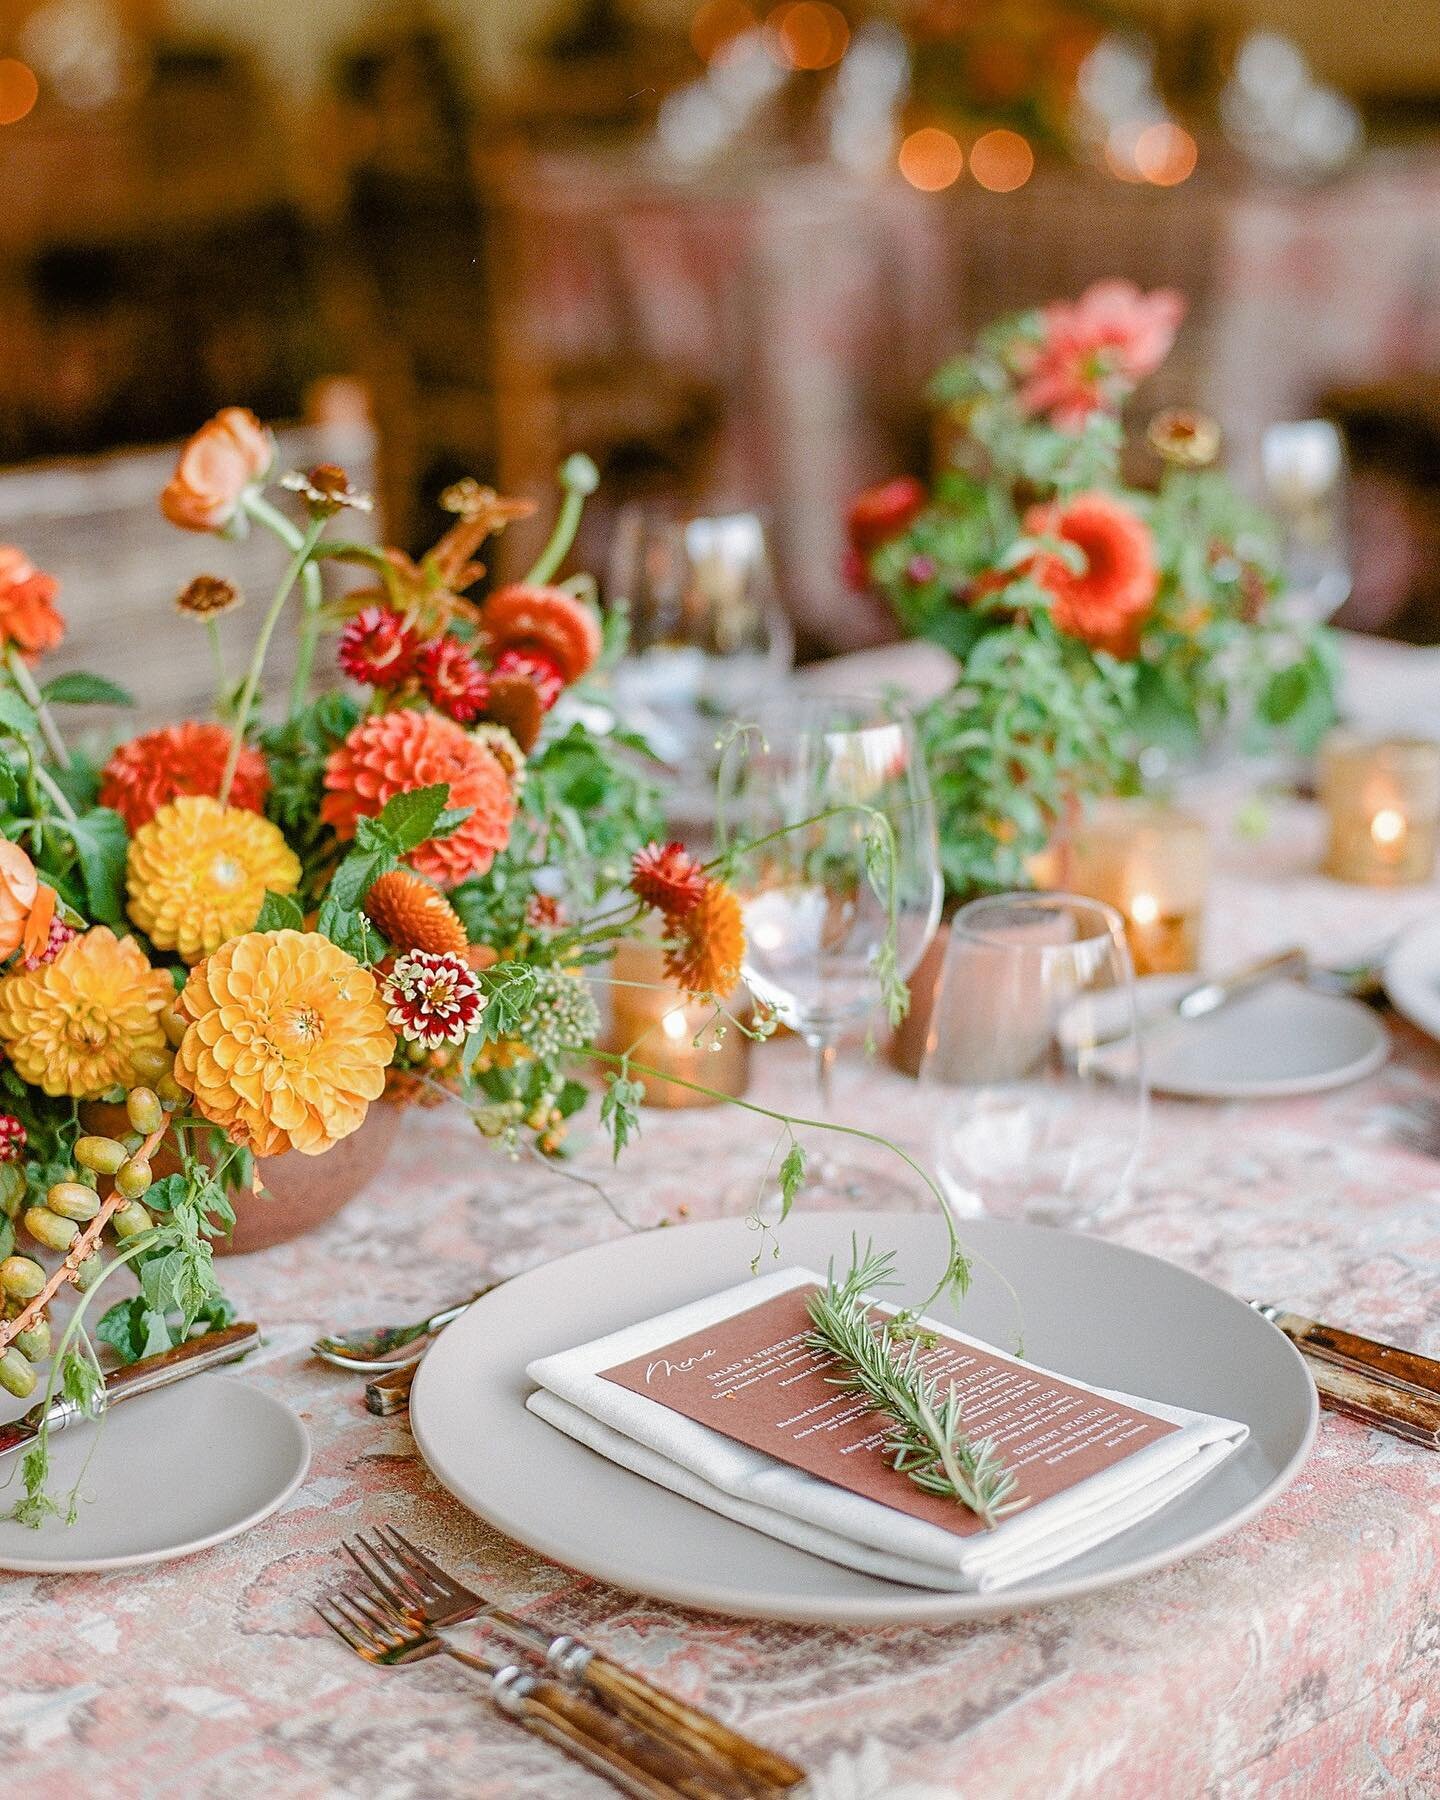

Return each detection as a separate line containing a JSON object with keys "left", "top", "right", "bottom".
{"left": 1370, "top": 807, "right": 1406, "bottom": 847}
{"left": 1129, "top": 891, "right": 1159, "bottom": 926}
{"left": 661, "top": 1007, "right": 690, "bottom": 1042}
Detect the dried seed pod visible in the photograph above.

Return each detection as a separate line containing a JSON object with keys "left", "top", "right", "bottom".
{"left": 24, "top": 1206, "right": 80, "bottom": 1253}
{"left": 75, "top": 1135, "right": 129, "bottom": 1175}
{"left": 160, "top": 1000, "right": 188, "bottom": 1047}
{"left": 126, "top": 1087, "right": 163, "bottom": 1134}
{"left": 0, "top": 1255, "right": 47, "bottom": 1300}
{"left": 0, "top": 1347, "right": 35, "bottom": 1398}
{"left": 47, "top": 1181, "right": 102, "bottom": 1222}
{"left": 73, "top": 1251, "right": 103, "bottom": 1290}
{"left": 114, "top": 1158, "right": 153, "bottom": 1200}
{"left": 156, "top": 1072, "right": 184, "bottom": 1105}
{"left": 111, "top": 1200, "right": 152, "bottom": 1238}
{"left": 13, "top": 1314, "right": 50, "bottom": 1361}
{"left": 130, "top": 1046, "right": 173, "bottom": 1084}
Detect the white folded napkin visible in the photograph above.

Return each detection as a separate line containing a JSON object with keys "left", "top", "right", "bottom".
{"left": 526, "top": 1268, "right": 1249, "bottom": 1592}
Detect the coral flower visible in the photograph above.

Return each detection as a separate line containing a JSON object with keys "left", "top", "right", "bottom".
{"left": 126, "top": 796, "right": 302, "bottom": 963}
{"left": 322, "top": 711, "right": 515, "bottom": 886}
{"left": 664, "top": 880, "right": 745, "bottom": 996}
{"left": 99, "top": 721, "right": 269, "bottom": 832}
{"left": 1023, "top": 492, "right": 1159, "bottom": 658}
{"left": 0, "top": 927, "right": 172, "bottom": 1099}
{"left": 482, "top": 584, "right": 602, "bottom": 685}
{"left": 363, "top": 869, "right": 469, "bottom": 958}
{"left": 21, "top": 915, "right": 77, "bottom": 970}
{"left": 160, "top": 407, "right": 274, "bottom": 533}
{"left": 846, "top": 477, "right": 927, "bottom": 556}
{"left": 1014, "top": 282, "right": 1186, "bottom": 430}
{"left": 417, "top": 636, "right": 490, "bottom": 723}
{"left": 0, "top": 839, "right": 41, "bottom": 962}
{"left": 631, "top": 841, "right": 707, "bottom": 918}
{"left": 383, "top": 950, "right": 484, "bottom": 1049}
{"left": 0, "top": 546, "right": 65, "bottom": 659}
{"left": 337, "top": 606, "right": 420, "bottom": 689}
{"left": 493, "top": 646, "right": 564, "bottom": 712}
{"left": 174, "top": 930, "right": 395, "bottom": 1157}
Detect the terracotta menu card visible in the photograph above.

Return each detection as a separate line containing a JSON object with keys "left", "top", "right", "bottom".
{"left": 601, "top": 1284, "right": 1178, "bottom": 1537}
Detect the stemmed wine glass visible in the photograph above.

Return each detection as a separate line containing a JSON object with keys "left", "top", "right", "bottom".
{"left": 717, "top": 696, "right": 941, "bottom": 1175}
{"left": 918, "top": 893, "right": 1148, "bottom": 1227}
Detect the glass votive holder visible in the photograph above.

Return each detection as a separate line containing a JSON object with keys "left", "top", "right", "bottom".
{"left": 1317, "top": 730, "right": 1440, "bottom": 886}
{"left": 1059, "top": 798, "right": 1209, "bottom": 976}
{"left": 603, "top": 938, "right": 750, "bottom": 1108}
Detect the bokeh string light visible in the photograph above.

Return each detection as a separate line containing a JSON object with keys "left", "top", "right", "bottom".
{"left": 969, "top": 128, "right": 1035, "bottom": 192}
{"left": 0, "top": 59, "right": 39, "bottom": 125}
{"left": 764, "top": 1, "right": 850, "bottom": 72}
{"left": 898, "top": 126, "right": 964, "bottom": 191}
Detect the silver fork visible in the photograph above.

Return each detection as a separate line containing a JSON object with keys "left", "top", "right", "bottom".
{"left": 313, "top": 1587, "right": 701, "bottom": 1800}
{"left": 343, "top": 1526, "right": 807, "bottom": 1797}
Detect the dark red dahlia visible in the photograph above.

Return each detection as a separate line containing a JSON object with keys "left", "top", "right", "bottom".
{"left": 418, "top": 636, "right": 490, "bottom": 724}
{"left": 337, "top": 606, "right": 420, "bottom": 689}
{"left": 493, "top": 646, "right": 565, "bottom": 712}
{"left": 21, "top": 916, "right": 77, "bottom": 970}
{"left": 382, "top": 950, "right": 485, "bottom": 1049}
{"left": 630, "top": 841, "right": 707, "bottom": 918}
{"left": 0, "top": 1113, "right": 26, "bottom": 1162}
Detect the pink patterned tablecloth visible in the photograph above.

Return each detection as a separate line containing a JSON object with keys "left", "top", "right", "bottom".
{"left": 9, "top": 654, "right": 1440, "bottom": 1797}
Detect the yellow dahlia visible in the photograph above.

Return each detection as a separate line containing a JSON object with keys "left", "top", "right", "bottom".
{"left": 663, "top": 880, "right": 745, "bottom": 997}
{"left": 0, "top": 927, "right": 172, "bottom": 1099}
{"left": 174, "top": 930, "right": 395, "bottom": 1158}
{"left": 126, "top": 795, "right": 301, "bottom": 963}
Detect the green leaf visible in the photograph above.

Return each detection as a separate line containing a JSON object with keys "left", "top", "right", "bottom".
{"left": 778, "top": 1139, "right": 806, "bottom": 1222}
{"left": 377, "top": 783, "right": 451, "bottom": 853}
{"left": 431, "top": 805, "right": 473, "bottom": 839}
{"left": 254, "top": 890, "right": 305, "bottom": 932}
{"left": 96, "top": 1296, "right": 171, "bottom": 1363}
{"left": 599, "top": 1072, "right": 646, "bottom": 1162}
{"left": 143, "top": 1173, "right": 188, "bottom": 1215}
{"left": 0, "top": 688, "right": 42, "bottom": 746}
{"left": 140, "top": 1248, "right": 188, "bottom": 1317}
{"left": 64, "top": 807, "right": 129, "bottom": 924}
{"left": 316, "top": 896, "right": 386, "bottom": 964}
{"left": 59, "top": 1346, "right": 104, "bottom": 1414}
{"left": 327, "top": 845, "right": 394, "bottom": 911}
{"left": 473, "top": 963, "right": 538, "bottom": 1043}
{"left": 41, "top": 672, "right": 135, "bottom": 707}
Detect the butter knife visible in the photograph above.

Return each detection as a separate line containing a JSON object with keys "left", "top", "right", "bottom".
{"left": 1251, "top": 1303, "right": 1440, "bottom": 1401}
{"left": 0, "top": 1321, "right": 260, "bottom": 1459}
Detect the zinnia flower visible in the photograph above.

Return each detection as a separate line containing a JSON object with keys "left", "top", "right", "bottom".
{"left": 1024, "top": 492, "right": 1159, "bottom": 658}
{"left": 176, "top": 574, "right": 242, "bottom": 618}
{"left": 0, "top": 927, "right": 172, "bottom": 1099}
{"left": 280, "top": 463, "right": 372, "bottom": 517}
{"left": 846, "top": 477, "right": 926, "bottom": 556}
{"left": 1013, "top": 282, "right": 1186, "bottom": 430}
{"left": 0, "top": 1114, "right": 24, "bottom": 1161}
{"left": 160, "top": 407, "right": 274, "bottom": 533}
{"left": 322, "top": 711, "right": 516, "bottom": 886}
{"left": 174, "top": 930, "right": 395, "bottom": 1157}
{"left": 664, "top": 880, "right": 745, "bottom": 996}
{"left": 631, "top": 842, "right": 707, "bottom": 917}
{"left": 0, "top": 546, "right": 65, "bottom": 659}
{"left": 1147, "top": 408, "right": 1221, "bottom": 469}
{"left": 363, "top": 869, "right": 469, "bottom": 958}
{"left": 482, "top": 584, "right": 602, "bottom": 685}
{"left": 384, "top": 950, "right": 484, "bottom": 1049}
{"left": 337, "top": 606, "right": 420, "bottom": 689}
{"left": 99, "top": 721, "right": 269, "bottom": 832}
{"left": 126, "top": 796, "right": 302, "bottom": 963}
{"left": 493, "top": 647, "right": 564, "bottom": 712}
{"left": 417, "top": 636, "right": 490, "bottom": 723}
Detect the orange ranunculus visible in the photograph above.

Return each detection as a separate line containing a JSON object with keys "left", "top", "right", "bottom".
{"left": 160, "top": 407, "right": 274, "bottom": 533}
{"left": 0, "top": 546, "right": 65, "bottom": 659}
{"left": 1023, "top": 491, "right": 1159, "bottom": 658}
{"left": 0, "top": 840, "right": 39, "bottom": 961}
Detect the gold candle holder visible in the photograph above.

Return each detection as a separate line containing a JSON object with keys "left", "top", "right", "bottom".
{"left": 1318, "top": 731, "right": 1440, "bottom": 886}
{"left": 604, "top": 938, "right": 750, "bottom": 1108}
{"left": 1059, "top": 798, "right": 1209, "bottom": 976}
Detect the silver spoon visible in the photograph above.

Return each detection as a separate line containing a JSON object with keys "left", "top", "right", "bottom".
{"left": 311, "top": 1284, "right": 499, "bottom": 1372}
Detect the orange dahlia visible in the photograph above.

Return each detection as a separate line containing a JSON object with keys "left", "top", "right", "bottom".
{"left": 631, "top": 841, "right": 706, "bottom": 917}
{"left": 482, "top": 584, "right": 602, "bottom": 685}
{"left": 126, "top": 796, "right": 301, "bottom": 962}
{"left": 322, "top": 711, "right": 515, "bottom": 887}
{"left": 663, "top": 880, "right": 745, "bottom": 996}
{"left": 0, "top": 927, "right": 172, "bottom": 1099}
{"left": 174, "top": 930, "right": 394, "bottom": 1157}
{"left": 100, "top": 722, "right": 269, "bottom": 832}
{"left": 1023, "top": 492, "right": 1159, "bottom": 659}
{"left": 363, "top": 869, "right": 469, "bottom": 957}
{"left": 0, "top": 545, "right": 65, "bottom": 659}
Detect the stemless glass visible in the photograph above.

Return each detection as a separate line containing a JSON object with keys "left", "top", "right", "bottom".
{"left": 718, "top": 697, "right": 941, "bottom": 1126}
{"left": 918, "top": 894, "right": 1147, "bottom": 1227}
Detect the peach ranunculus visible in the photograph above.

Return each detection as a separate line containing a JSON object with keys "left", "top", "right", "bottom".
{"left": 1013, "top": 281, "right": 1186, "bottom": 431}
{"left": 0, "top": 839, "right": 57, "bottom": 964}
{"left": 0, "top": 546, "right": 65, "bottom": 658}
{"left": 160, "top": 407, "right": 275, "bottom": 533}
{"left": 1023, "top": 492, "right": 1159, "bottom": 659}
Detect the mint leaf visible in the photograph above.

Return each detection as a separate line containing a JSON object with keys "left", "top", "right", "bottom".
{"left": 327, "top": 844, "right": 394, "bottom": 910}
{"left": 254, "top": 890, "right": 305, "bottom": 932}
{"left": 377, "top": 783, "right": 450, "bottom": 853}
{"left": 431, "top": 805, "right": 473, "bottom": 839}
{"left": 41, "top": 672, "right": 135, "bottom": 707}
{"left": 65, "top": 807, "right": 129, "bottom": 923}
{"left": 316, "top": 896, "right": 386, "bottom": 965}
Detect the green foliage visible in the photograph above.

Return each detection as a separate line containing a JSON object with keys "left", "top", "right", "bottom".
{"left": 254, "top": 890, "right": 305, "bottom": 932}
{"left": 260, "top": 690, "right": 361, "bottom": 835}
{"left": 59, "top": 807, "right": 130, "bottom": 924}
{"left": 41, "top": 672, "right": 135, "bottom": 708}
{"left": 599, "top": 1070, "right": 646, "bottom": 1161}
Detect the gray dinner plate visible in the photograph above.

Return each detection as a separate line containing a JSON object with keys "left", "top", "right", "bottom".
{"left": 411, "top": 1212, "right": 1317, "bottom": 1625}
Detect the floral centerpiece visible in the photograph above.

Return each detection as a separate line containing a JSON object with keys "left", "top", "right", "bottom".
{"left": 0, "top": 413, "right": 811, "bottom": 1525}
{"left": 846, "top": 280, "right": 1339, "bottom": 897}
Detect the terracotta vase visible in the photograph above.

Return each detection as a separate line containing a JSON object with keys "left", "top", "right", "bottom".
{"left": 79, "top": 1098, "right": 406, "bottom": 1255}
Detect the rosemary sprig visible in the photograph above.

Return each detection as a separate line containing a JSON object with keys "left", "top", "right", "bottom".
{"left": 804, "top": 1241, "right": 1026, "bottom": 1531}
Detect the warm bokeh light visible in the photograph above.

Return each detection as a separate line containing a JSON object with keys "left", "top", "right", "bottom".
{"left": 0, "top": 60, "right": 39, "bottom": 126}
{"left": 969, "top": 128, "right": 1035, "bottom": 192}
{"left": 1371, "top": 808, "right": 1406, "bottom": 847}
{"left": 1134, "top": 121, "right": 1198, "bottom": 186}
{"left": 1103, "top": 123, "right": 1147, "bottom": 183}
{"left": 691, "top": 0, "right": 758, "bottom": 63}
{"left": 765, "top": 1, "right": 849, "bottom": 71}
{"left": 1128, "top": 891, "right": 1159, "bottom": 926}
{"left": 898, "top": 126, "right": 964, "bottom": 192}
